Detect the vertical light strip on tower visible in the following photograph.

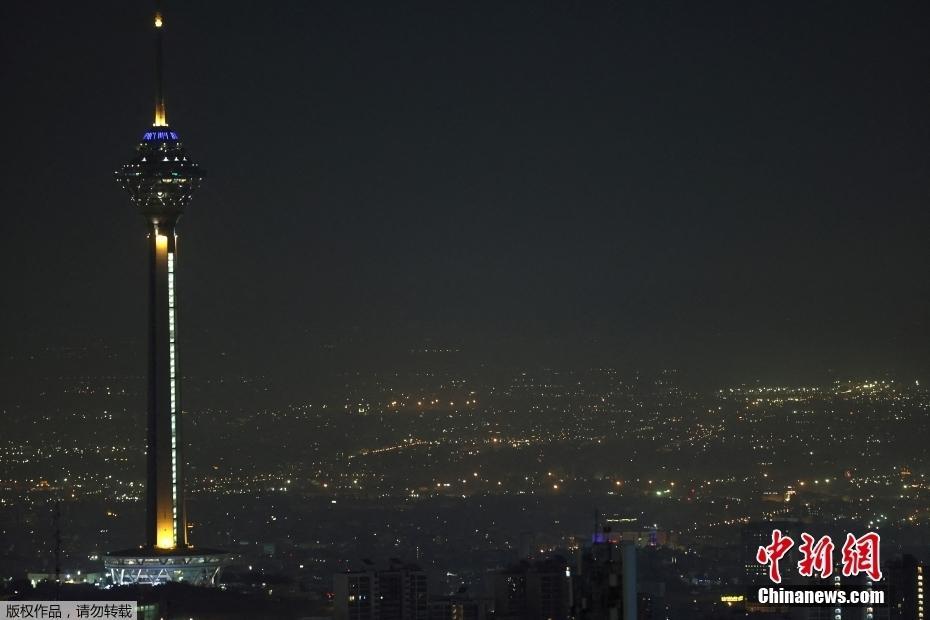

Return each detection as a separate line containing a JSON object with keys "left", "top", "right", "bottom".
{"left": 167, "top": 246, "right": 178, "bottom": 547}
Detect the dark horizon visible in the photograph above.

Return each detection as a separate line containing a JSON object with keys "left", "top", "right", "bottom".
{"left": 2, "top": 0, "right": 929, "bottom": 386}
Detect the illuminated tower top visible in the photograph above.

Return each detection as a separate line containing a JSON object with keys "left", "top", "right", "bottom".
{"left": 115, "top": 1, "right": 203, "bottom": 227}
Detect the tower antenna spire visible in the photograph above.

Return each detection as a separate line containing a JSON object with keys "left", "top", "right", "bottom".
{"left": 153, "top": 0, "right": 167, "bottom": 126}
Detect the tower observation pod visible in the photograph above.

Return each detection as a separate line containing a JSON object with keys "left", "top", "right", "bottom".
{"left": 105, "top": 2, "right": 228, "bottom": 586}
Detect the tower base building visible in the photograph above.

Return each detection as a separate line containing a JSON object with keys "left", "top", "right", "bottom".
{"left": 104, "top": 547, "right": 228, "bottom": 586}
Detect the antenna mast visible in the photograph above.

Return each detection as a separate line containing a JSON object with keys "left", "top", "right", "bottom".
{"left": 153, "top": 1, "right": 168, "bottom": 126}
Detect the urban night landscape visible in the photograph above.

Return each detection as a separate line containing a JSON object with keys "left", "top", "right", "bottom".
{"left": 1, "top": 1, "right": 929, "bottom": 619}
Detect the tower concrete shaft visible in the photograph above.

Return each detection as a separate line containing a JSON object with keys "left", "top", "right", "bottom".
{"left": 146, "top": 224, "right": 185, "bottom": 549}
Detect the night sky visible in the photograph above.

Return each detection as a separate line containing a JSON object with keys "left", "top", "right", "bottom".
{"left": 2, "top": 1, "right": 929, "bottom": 384}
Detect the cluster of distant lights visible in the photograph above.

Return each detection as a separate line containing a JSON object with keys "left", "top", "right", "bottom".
{"left": 6, "top": 377, "right": 927, "bottom": 530}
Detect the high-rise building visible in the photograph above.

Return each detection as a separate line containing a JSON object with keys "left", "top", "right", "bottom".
{"left": 427, "top": 595, "right": 487, "bottom": 620}
{"left": 741, "top": 520, "right": 801, "bottom": 584}
{"left": 571, "top": 534, "right": 638, "bottom": 620}
{"left": 886, "top": 555, "right": 925, "bottom": 620}
{"left": 334, "top": 561, "right": 429, "bottom": 620}
{"left": 103, "top": 2, "right": 227, "bottom": 586}
{"left": 334, "top": 572, "right": 375, "bottom": 620}
{"left": 492, "top": 557, "right": 571, "bottom": 620}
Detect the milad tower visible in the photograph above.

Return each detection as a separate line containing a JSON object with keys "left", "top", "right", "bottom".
{"left": 104, "top": 2, "right": 227, "bottom": 586}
